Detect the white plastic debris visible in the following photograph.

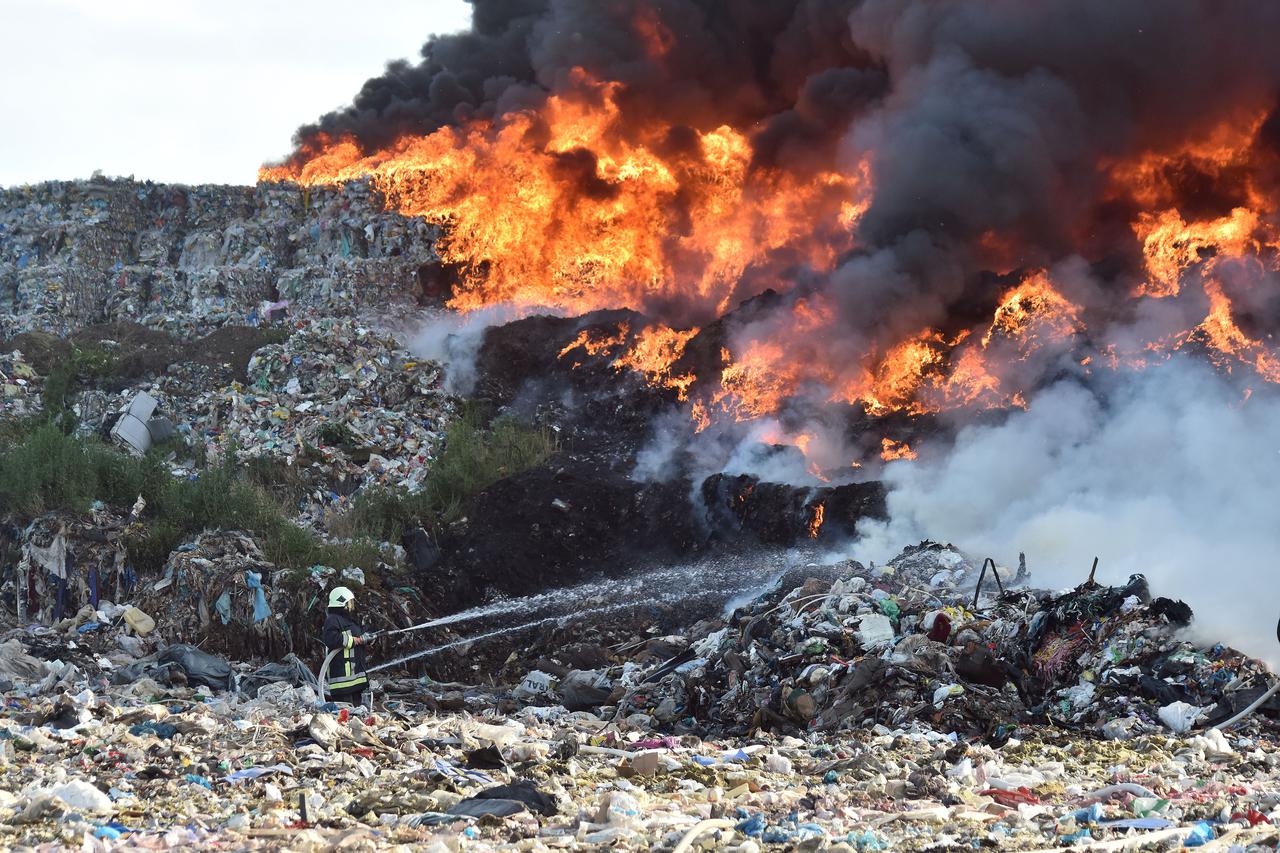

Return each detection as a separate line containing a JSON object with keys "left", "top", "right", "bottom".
{"left": 1158, "top": 701, "right": 1206, "bottom": 734}
{"left": 307, "top": 713, "right": 340, "bottom": 749}
{"left": 47, "top": 779, "right": 114, "bottom": 814}
{"left": 1064, "top": 680, "right": 1096, "bottom": 710}
{"left": 856, "top": 613, "right": 895, "bottom": 647}
{"left": 512, "top": 670, "right": 555, "bottom": 700}
{"left": 933, "top": 683, "right": 965, "bottom": 708}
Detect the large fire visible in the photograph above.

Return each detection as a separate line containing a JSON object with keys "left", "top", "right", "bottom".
{"left": 263, "top": 59, "right": 1280, "bottom": 473}
{"left": 558, "top": 321, "right": 699, "bottom": 399}
{"left": 263, "top": 69, "right": 869, "bottom": 321}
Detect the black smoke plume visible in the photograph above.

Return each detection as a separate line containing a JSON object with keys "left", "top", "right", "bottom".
{"left": 282, "top": 0, "right": 1280, "bottom": 347}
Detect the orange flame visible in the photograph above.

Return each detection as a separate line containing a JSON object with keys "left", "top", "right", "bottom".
{"left": 264, "top": 82, "right": 1280, "bottom": 468}
{"left": 980, "top": 271, "right": 1083, "bottom": 349}
{"left": 557, "top": 321, "right": 700, "bottom": 398}
{"left": 714, "top": 339, "right": 829, "bottom": 421}
{"left": 705, "top": 268, "right": 1084, "bottom": 426}
{"left": 880, "top": 438, "right": 917, "bottom": 461}
{"left": 261, "top": 68, "right": 870, "bottom": 320}
{"left": 807, "top": 502, "right": 825, "bottom": 539}
{"left": 1199, "top": 279, "right": 1280, "bottom": 383}
{"left": 558, "top": 323, "right": 630, "bottom": 359}
{"left": 1105, "top": 110, "right": 1280, "bottom": 379}
{"left": 1135, "top": 207, "right": 1261, "bottom": 298}
{"left": 611, "top": 324, "right": 699, "bottom": 399}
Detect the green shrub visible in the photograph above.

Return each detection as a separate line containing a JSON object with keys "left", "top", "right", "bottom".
{"left": 40, "top": 365, "right": 76, "bottom": 431}
{"left": 0, "top": 423, "right": 380, "bottom": 576}
{"left": 0, "top": 423, "right": 97, "bottom": 515}
{"left": 0, "top": 401, "right": 551, "bottom": 577}
{"left": 70, "top": 346, "right": 118, "bottom": 379}
{"left": 318, "top": 421, "right": 357, "bottom": 447}
{"left": 341, "top": 407, "right": 556, "bottom": 541}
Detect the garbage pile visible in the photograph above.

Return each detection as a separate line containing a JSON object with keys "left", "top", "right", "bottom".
{"left": 0, "top": 177, "right": 437, "bottom": 340}
{"left": 0, "top": 513, "right": 437, "bottom": 680}
{"left": 1, "top": 546, "right": 1280, "bottom": 852}
{"left": 571, "top": 542, "right": 1279, "bottom": 743}
{"left": 135, "top": 531, "right": 288, "bottom": 660}
{"left": 3, "top": 510, "right": 132, "bottom": 628}
{"left": 0, "top": 349, "right": 42, "bottom": 419}
{"left": 125, "top": 316, "right": 459, "bottom": 502}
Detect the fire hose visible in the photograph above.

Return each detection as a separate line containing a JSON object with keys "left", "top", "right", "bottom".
{"left": 1215, "top": 680, "right": 1280, "bottom": 730}
{"left": 1203, "top": 615, "right": 1280, "bottom": 730}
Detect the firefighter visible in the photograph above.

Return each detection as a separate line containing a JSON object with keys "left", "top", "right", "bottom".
{"left": 322, "top": 586, "right": 371, "bottom": 705}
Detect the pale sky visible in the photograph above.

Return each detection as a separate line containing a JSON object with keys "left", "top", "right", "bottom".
{"left": 0, "top": 0, "right": 473, "bottom": 187}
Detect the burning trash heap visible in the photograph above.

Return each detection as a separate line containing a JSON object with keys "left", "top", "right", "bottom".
{"left": 2, "top": 542, "right": 1280, "bottom": 851}
{"left": 5, "top": 0, "right": 1280, "bottom": 849}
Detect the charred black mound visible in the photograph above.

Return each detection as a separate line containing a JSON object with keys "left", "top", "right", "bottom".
{"left": 431, "top": 301, "right": 897, "bottom": 608}
{"left": 473, "top": 309, "right": 675, "bottom": 454}
{"left": 475, "top": 309, "right": 649, "bottom": 406}
{"left": 702, "top": 474, "right": 886, "bottom": 545}
{"left": 431, "top": 456, "right": 702, "bottom": 609}
{"left": 430, "top": 459, "right": 888, "bottom": 608}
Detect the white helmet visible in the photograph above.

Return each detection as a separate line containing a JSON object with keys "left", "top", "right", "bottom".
{"left": 328, "top": 586, "right": 356, "bottom": 609}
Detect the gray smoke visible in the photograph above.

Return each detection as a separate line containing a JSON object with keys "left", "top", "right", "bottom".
{"left": 410, "top": 304, "right": 535, "bottom": 394}
{"left": 830, "top": 0, "right": 1280, "bottom": 343}
{"left": 857, "top": 357, "right": 1280, "bottom": 665}
{"left": 280, "top": 0, "right": 881, "bottom": 168}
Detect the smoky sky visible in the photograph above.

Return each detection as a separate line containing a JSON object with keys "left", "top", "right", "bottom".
{"left": 288, "top": 1, "right": 882, "bottom": 158}
{"left": 286, "top": 0, "right": 1280, "bottom": 343}
{"left": 836, "top": 0, "right": 1280, "bottom": 342}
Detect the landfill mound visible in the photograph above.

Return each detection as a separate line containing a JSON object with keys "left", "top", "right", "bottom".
{"left": 2, "top": 541, "right": 1279, "bottom": 851}
{"left": 148, "top": 316, "right": 456, "bottom": 501}
{"left": 3, "top": 178, "right": 1280, "bottom": 850}
{"left": 0, "top": 177, "right": 889, "bottom": 618}
{"left": 0, "top": 176, "right": 434, "bottom": 338}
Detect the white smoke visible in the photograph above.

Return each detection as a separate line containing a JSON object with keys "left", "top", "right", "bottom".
{"left": 633, "top": 413, "right": 863, "bottom": 487}
{"left": 857, "top": 356, "right": 1280, "bottom": 666}
{"left": 409, "top": 303, "right": 539, "bottom": 394}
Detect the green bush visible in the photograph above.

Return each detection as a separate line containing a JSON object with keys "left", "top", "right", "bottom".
{"left": 0, "top": 402, "right": 553, "bottom": 577}
{"left": 71, "top": 345, "right": 118, "bottom": 380}
{"left": 0, "top": 423, "right": 98, "bottom": 515}
{"left": 0, "top": 423, "right": 381, "bottom": 576}
{"left": 37, "top": 347, "right": 119, "bottom": 431}
{"left": 341, "top": 407, "right": 556, "bottom": 541}
{"left": 40, "top": 365, "right": 76, "bottom": 431}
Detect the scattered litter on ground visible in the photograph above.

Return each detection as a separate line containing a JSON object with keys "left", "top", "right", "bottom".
{"left": 1, "top": 541, "right": 1277, "bottom": 851}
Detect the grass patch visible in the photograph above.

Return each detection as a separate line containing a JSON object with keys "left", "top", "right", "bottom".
{"left": 245, "top": 456, "right": 310, "bottom": 504}
{"left": 0, "top": 399, "right": 553, "bottom": 578}
{"left": 0, "top": 423, "right": 382, "bottom": 576}
{"left": 37, "top": 346, "right": 120, "bottom": 432}
{"left": 41, "top": 364, "right": 75, "bottom": 428}
{"left": 70, "top": 345, "right": 118, "bottom": 380}
{"left": 336, "top": 406, "right": 557, "bottom": 541}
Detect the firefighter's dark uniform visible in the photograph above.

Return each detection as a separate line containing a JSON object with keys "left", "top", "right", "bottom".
{"left": 322, "top": 608, "right": 368, "bottom": 702}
